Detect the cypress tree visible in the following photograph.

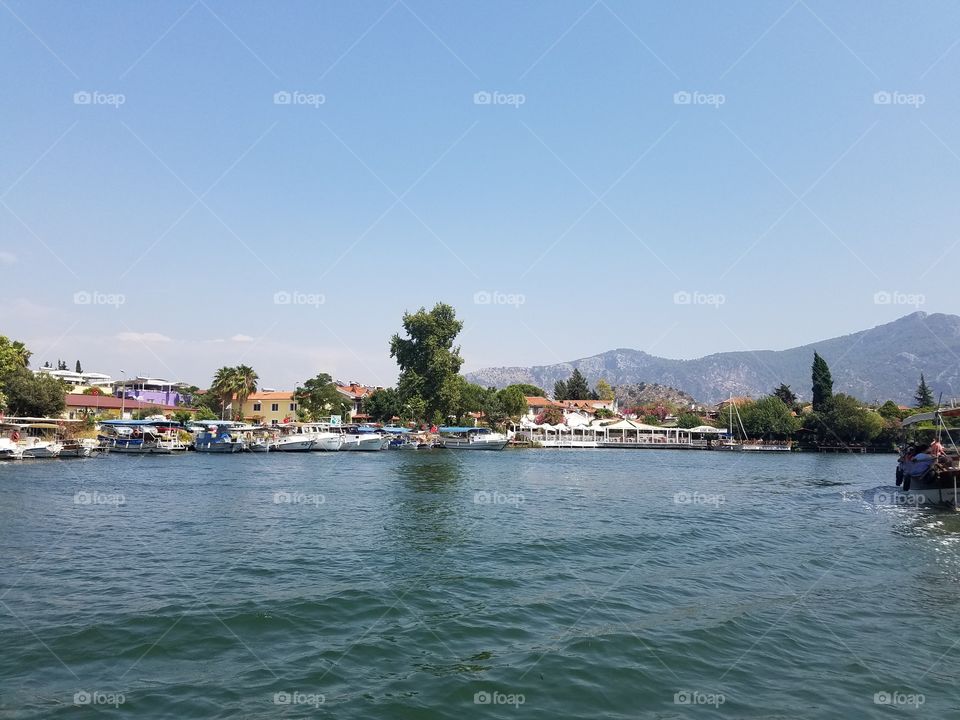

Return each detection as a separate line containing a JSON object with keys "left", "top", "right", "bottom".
{"left": 811, "top": 352, "right": 833, "bottom": 411}
{"left": 914, "top": 373, "right": 934, "bottom": 408}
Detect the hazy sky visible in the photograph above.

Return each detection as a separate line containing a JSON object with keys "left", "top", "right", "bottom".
{"left": 2, "top": 1, "right": 958, "bottom": 389}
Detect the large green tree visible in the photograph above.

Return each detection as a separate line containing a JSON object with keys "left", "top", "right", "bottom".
{"left": 507, "top": 383, "right": 547, "bottom": 398}
{"left": 209, "top": 366, "right": 239, "bottom": 418}
{"left": 390, "top": 303, "right": 464, "bottom": 423}
{"left": 0, "top": 336, "right": 32, "bottom": 377}
{"left": 565, "top": 369, "right": 591, "bottom": 400}
{"left": 739, "top": 396, "right": 800, "bottom": 439}
{"left": 772, "top": 383, "right": 797, "bottom": 408}
{"left": 3, "top": 368, "right": 66, "bottom": 417}
{"left": 805, "top": 393, "right": 883, "bottom": 446}
{"left": 497, "top": 385, "right": 528, "bottom": 419}
{"left": 363, "top": 387, "right": 405, "bottom": 422}
{"left": 295, "top": 373, "right": 352, "bottom": 421}
{"left": 594, "top": 379, "right": 615, "bottom": 402}
{"left": 553, "top": 379, "right": 568, "bottom": 401}
{"left": 811, "top": 352, "right": 833, "bottom": 411}
{"left": 915, "top": 373, "right": 934, "bottom": 408}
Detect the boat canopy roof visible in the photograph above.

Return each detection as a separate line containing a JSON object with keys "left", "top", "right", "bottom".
{"left": 382, "top": 426, "right": 411, "bottom": 434}
{"left": 101, "top": 419, "right": 183, "bottom": 427}
{"left": 439, "top": 426, "right": 489, "bottom": 433}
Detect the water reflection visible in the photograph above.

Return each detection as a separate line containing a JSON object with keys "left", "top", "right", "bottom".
{"left": 388, "top": 452, "right": 470, "bottom": 551}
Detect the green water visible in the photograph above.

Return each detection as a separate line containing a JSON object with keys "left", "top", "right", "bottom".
{"left": 1, "top": 450, "right": 957, "bottom": 718}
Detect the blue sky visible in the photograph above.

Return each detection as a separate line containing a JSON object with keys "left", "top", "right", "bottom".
{"left": 2, "top": 0, "right": 959, "bottom": 389}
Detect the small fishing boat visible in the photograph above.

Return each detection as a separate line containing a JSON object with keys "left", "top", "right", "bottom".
{"left": 99, "top": 420, "right": 186, "bottom": 454}
{"left": 896, "top": 408, "right": 960, "bottom": 507}
{"left": 193, "top": 421, "right": 247, "bottom": 453}
{"left": 59, "top": 438, "right": 101, "bottom": 458}
{"left": 437, "top": 427, "right": 508, "bottom": 451}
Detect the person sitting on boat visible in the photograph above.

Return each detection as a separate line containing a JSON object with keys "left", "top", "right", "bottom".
{"left": 9, "top": 429, "right": 19, "bottom": 442}
{"left": 913, "top": 443, "right": 932, "bottom": 462}
{"left": 930, "top": 438, "right": 945, "bottom": 457}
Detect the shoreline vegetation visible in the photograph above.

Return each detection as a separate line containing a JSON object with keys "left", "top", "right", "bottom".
{"left": 0, "top": 304, "right": 952, "bottom": 453}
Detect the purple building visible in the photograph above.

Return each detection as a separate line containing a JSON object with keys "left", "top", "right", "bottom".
{"left": 115, "top": 377, "right": 190, "bottom": 407}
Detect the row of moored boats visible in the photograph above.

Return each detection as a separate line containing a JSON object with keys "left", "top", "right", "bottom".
{"left": 0, "top": 418, "right": 509, "bottom": 459}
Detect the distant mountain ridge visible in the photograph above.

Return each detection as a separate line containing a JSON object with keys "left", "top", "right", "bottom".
{"left": 465, "top": 312, "right": 960, "bottom": 405}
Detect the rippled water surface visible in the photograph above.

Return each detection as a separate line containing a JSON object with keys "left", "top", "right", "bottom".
{"left": 2, "top": 449, "right": 959, "bottom": 718}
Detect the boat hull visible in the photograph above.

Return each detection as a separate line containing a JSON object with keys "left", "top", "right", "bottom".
{"left": 339, "top": 435, "right": 385, "bottom": 451}
{"left": 272, "top": 439, "right": 315, "bottom": 452}
{"left": 439, "top": 438, "right": 508, "bottom": 450}
{"left": 195, "top": 443, "right": 246, "bottom": 453}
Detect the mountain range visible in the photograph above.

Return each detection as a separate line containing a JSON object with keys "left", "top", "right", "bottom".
{"left": 464, "top": 312, "right": 960, "bottom": 405}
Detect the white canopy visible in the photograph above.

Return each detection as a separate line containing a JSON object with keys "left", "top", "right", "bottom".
{"left": 689, "top": 425, "right": 723, "bottom": 434}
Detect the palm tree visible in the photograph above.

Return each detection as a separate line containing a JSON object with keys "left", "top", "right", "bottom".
{"left": 233, "top": 365, "right": 259, "bottom": 421}
{"left": 210, "top": 366, "right": 238, "bottom": 420}
{"left": 11, "top": 341, "right": 31, "bottom": 368}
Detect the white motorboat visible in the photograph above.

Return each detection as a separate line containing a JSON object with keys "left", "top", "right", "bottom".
{"left": 0, "top": 422, "right": 64, "bottom": 459}
{"left": 437, "top": 427, "right": 508, "bottom": 450}
{"left": 338, "top": 426, "right": 388, "bottom": 451}
{"left": 272, "top": 428, "right": 315, "bottom": 452}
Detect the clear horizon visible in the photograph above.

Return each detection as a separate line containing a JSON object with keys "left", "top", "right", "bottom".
{"left": 3, "top": 1, "right": 958, "bottom": 389}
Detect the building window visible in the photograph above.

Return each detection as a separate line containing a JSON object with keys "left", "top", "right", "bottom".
{"left": 289, "top": 403, "right": 296, "bottom": 411}
{"left": 271, "top": 419, "right": 278, "bottom": 425}
{"left": 271, "top": 403, "right": 279, "bottom": 412}
{"left": 253, "top": 402, "right": 261, "bottom": 412}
